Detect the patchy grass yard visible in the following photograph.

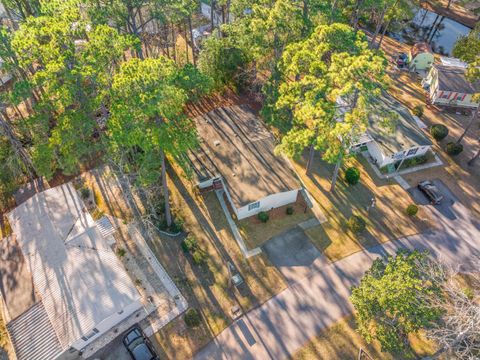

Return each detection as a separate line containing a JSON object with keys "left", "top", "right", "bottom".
{"left": 238, "top": 196, "right": 315, "bottom": 249}
{"left": 293, "top": 315, "right": 437, "bottom": 360}
{"left": 292, "top": 154, "right": 431, "bottom": 262}
{"left": 145, "top": 166, "right": 286, "bottom": 359}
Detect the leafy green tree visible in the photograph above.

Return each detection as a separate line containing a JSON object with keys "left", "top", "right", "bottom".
{"left": 274, "top": 23, "right": 389, "bottom": 191}
{"left": 350, "top": 250, "right": 442, "bottom": 354}
{"left": 452, "top": 23, "right": 480, "bottom": 147}
{"left": 108, "top": 57, "right": 198, "bottom": 227}
{"left": 9, "top": 4, "right": 130, "bottom": 178}
{"left": 198, "top": 32, "right": 249, "bottom": 90}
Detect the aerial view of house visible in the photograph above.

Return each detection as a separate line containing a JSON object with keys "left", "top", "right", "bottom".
{"left": 351, "top": 93, "right": 433, "bottom": 173}
{"left": 424, "top": 63, "right": 480, "bottom": 109}
{"left": 0, "top": 1, "right": 479, "bottom": 360}
{"left": 1, "top": 184, "right": 142, "bottom": 359}
{"left": 408, "top": 42, "right": 434, "bottom": 72}
{"left": 189, "top": 105, "right": 301, "bottom": 220}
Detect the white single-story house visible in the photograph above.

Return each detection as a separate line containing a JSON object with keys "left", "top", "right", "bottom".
{"left": 1, "top": 183, "right": 143, "bottom": 360}
{"left": 189, "top": 105, "right": 301, "bottom": 220}
{"left": 409, "top": 42, "right": 434, "bottom": 72}
{"left": 350, "top": 93, "right": 432, "bottom": 173}
{"left": 423, "top": 63, "right": 479, "bottom": 109}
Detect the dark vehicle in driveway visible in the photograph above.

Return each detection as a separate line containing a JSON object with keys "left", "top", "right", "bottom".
{"left": 418, "top": 180, "right": 444, "bottom": 204}
{"left": 123, "top": 327, "right": 159, "bottom": 360}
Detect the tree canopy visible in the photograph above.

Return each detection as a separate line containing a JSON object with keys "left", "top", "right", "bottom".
{"left": 351, "top": 250, "right": 442, "bottom": 354}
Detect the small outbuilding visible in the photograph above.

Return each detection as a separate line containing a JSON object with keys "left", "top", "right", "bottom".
{"left": 409, "top": 42, "right": 434, "bottom": 71}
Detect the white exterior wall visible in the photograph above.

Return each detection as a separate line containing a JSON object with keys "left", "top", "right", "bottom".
{"left": 365, "top": 141, "right": 387, "bottom": 167}
{"left": 236, "top": 189, "right": 299, "bottom": 220}
{"left": 71, "top": 299, "right": 143, "bottom": 351}
{"left": 431, "top": 90, "right": 479, "bottom": 109}
{"left": 379, "top": 145, "right": 430, "bottom": 168}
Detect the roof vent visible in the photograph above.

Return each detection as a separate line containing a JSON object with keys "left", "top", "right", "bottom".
{"left": 214, "top": 140, "right": 221, "bottom": 146}
{"left": 232, "top": 173, "right": 236, "bottom": 177}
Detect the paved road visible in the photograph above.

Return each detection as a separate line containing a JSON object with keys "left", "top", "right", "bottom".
{"left": 194, "top": 187, "right": 480, "bottom": 360}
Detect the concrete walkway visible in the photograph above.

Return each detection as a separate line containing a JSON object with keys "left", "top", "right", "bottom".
{"left": 215, "top": 189, "right": 262, "bottom": 258}
{"left": 194, "top": 195, "right": 480, "bottom": 360}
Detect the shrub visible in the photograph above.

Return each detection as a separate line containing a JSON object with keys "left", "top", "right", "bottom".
{"left": 412, "top": 105, "right": 424, "bottom": 117}
{"left": 80, "top": 187, "right": 91, "bottom": 199}
{"left": 445, "top": 142, "right": 463, "bottom": 156}
{"left": 257, "top": 211, "right": 269, "bottom": 223}
{"left": 430, "top": 124, "right": 449, "bottom": 141}
{"left": 345, "top": 167, "right": 361, "bottom": 185}
{"left": 116, "top": 248, "right": 126, "bottom": 257}
{"left": 400, "top": 154, "right": 429, "bottom": 169}
{"left": 192, "top": 249, "right": 207, "bottom": 265}
{"left": 406, "top": 204, "right": 418, "bottom": 216}
{"left": 347, "top": 215, "right": 366, "bottom": 234}
{"left": 184, "top": 308, "right": 201, "bottom": 328}
{"left": 286, "top": 206, "right": 294, "bottom": 215}
{"left": 181, "top": 235, "right": 198, "bottom": 253}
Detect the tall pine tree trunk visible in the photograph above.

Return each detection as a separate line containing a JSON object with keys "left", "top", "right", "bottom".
{"left": 160, "top": 149, "right": 172, "bottom": 228}
{"left": 456, "top": 106, "right": 478, "bottom": 144}
{"left": 352, "top": 0, "right": 363, "bottom": 32}
{"left": 370, "top": 4, "right": 388, "bottom": 48}
{"left": 306, "top": 144, "right": 315, "bottom": 175}
{"left": 330, "top": 152, "right": 343, "bottom": 192}
{"left": 377, "top": 17, "right": 393, "bottom": 48}
{"left": 0, "top": 111, "right": 36, "bottom": 179}
{"left": 188, "top": 16, "right": 196, "bottom": 66}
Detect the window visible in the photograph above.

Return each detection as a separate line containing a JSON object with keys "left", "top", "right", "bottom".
{"left": 248, "top": 201, "right": 260, "bottom": 211}
{"left": 456, "top": 93, "right": 464, "bottom": 101}
{"left": 81, "top": 328, "right": 99, "bottom": 342}
{"left": 407, "top": 147, "right": 418, "bottom": 156}
{"left": 441, "top": 92, "right": 450, "bottom": 99}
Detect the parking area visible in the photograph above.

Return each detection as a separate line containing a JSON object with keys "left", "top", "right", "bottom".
{"left": 262, "top": 227, "right": 328, "bottom": 284}
{"left": 408, "top": 179, "right": 459, "bottom": 221}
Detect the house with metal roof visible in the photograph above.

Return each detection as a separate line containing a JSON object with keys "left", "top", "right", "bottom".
{"left": 409, "top": 42, "right": 434, "bottom": 71}
{"left": 188, "top": 105, "right": 301, "bottom": 220}
{"left": 351, "top": 93, "right": 433, "bottom": 173}
{"left": 0, "top": 183, "right": 142, "bottom": 360}
{"left": 423, "top": 64, "right": 480, "bottom": 109}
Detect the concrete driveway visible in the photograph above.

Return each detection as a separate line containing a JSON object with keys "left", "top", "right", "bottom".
{"left": 262, "top": 227, "right": 327, "bottom": 284}
{"left": 408, "top": 179, "right": 459, "bottom": 221}
{"left": 88, "top": 332, "right": 130, "bottom": 360}
{"left": 195, "top": 180, "right": 480, "bottom": 360}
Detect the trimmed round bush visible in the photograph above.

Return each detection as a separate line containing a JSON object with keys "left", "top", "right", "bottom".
{"left": 345, "top": 167, "right": 361, "bottom": 185}
{"left": 430, "top": 124, "right": 449, "bottom": 141}
{"left": 347, "top": 215, "right": 366, "bottom": 234}
{"left": 184, "top": 308, "right": 201, "bottom": 328}
{"left": 257, "top": 211, "right": 269, "bottom": 223}
{"left": 286, "top": 206, "right": 294, "bottom": 215}
{"left": 406, "top": 204, "right": 418, "bottom": 216}
{"left": 445, "top": 142, "right": 463, "bottom": 156}
{"left": 412, "top": 105, "right": 424, "bottom": 117}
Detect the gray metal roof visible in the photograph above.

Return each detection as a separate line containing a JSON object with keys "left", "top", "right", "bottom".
{"left": 6, "top": 301, "right": 63, "bottom": 360}
{"left": 7, "top": 183, "right": 141, "bottom": 351}
{"left": 434, "top": 64, "right": 480, "bottom": 94}
{"left": 190, "top": 106, "right": 300, "bottom": 208}
{"left": 367, "top": 93, "right": 432, "bottom": 156}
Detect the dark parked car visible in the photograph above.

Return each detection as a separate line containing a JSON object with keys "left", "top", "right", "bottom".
{"left": 123, "top": 327, "right": 159, "bottom": 360}
{"left": 418, "top": 180, "right": 444, "bottom": 204}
